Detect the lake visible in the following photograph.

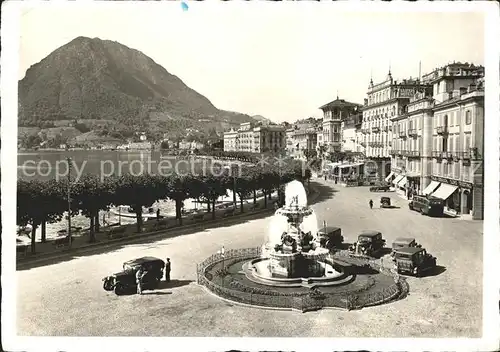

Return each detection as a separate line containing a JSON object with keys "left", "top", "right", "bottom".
{"left": 17, "top": 150, "right": 227, "bottom": 181}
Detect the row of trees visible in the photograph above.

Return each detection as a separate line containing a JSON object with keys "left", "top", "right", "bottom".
{"left": 17, "top": 161, "right": 311, "bottom": 254}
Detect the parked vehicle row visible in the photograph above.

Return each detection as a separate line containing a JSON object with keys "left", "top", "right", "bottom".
{"left": 408, "top": 195, "right": 445, "bottom": 217}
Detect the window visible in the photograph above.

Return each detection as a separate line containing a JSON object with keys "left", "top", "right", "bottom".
{"left": 464, "top": 133, "right": 471, "bottom": 150}
{"left": 465, "top": 110, "right": 472, "bottom": 125}
{"left": 463, "top": 165, "right": 470, "bottom": 181}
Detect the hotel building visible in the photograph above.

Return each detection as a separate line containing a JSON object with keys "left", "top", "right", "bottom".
{"left": 389, "top": 62, "right": 484, "bottom": 219}
{"left": 361, "top": 71, "right": 424, "bottom": 178}
{"left": 223, "top": 122, "right": 286, "bottom": 153}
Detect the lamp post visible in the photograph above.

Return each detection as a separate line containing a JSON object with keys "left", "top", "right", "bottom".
{"left": 66, "top": 157, "right": 72, "bottom": 249}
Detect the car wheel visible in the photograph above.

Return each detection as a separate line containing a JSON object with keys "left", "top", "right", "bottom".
{"left": 103, "top": 279, "right": 114, "bottom": 291}
{"left": 420, "top": 208, "right": 424, "bottom": 215}
{"left": 114, "top": 283, "right": 126, "bottom": 295}
{"left": 415, "top": 268, "right": 421, "bottom": 277}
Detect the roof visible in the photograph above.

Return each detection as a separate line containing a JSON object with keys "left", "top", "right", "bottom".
{"left": 393, "top": 237, "right": 416, "bottom": 244}
{"left": 319, "top": 98, "right": 361, "bottom": 111}
{"left": 318, "top": 226, "right": 341, "bottom": 233}
{"left": 393, "top": 247, "right": 423, "bottom": 255}
{"left": 124, "top": 256, "right": 164, "bottom": 265}
{"left": 359, "top": 230, "right": 382, "bottom": 237}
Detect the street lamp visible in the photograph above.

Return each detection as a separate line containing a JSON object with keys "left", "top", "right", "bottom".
{"left": 66, "top": 157, "right": 73, "bottom": 249}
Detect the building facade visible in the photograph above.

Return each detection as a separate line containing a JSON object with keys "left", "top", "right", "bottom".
{"left": 319, "top": 97, "right": 361, "bottom": 154}
{"left": 291, "top": 126, "right": 318, "bottom": 159}
{"left": 361, "top": 72, "right": 424, "bottom": 179}
{"left": 389, "top": 62, "right": 484, "bottom": 219}
{"left": 224, "top": 122, "right": 286, "bottom": 153}
{"left": 341, "top": 113, "right": 363, "bottom": 153}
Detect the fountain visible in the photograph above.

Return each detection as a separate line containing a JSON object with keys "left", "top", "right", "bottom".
{"left": 242, "top": 180, "right": 348, "bottom": 287}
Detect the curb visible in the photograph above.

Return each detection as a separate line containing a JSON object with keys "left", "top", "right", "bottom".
{"left": 17, "top": 184, "right": 320, "bottom": 268}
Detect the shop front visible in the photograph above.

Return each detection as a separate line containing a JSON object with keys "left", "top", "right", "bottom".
{"left": 428, "top": 176, "right": 478, "bottom": 218}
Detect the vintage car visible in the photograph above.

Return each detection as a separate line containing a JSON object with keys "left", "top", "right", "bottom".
{"left": 317, "top": 226, "right": 344, "bottom": 250}
{"left": 392, "top": 247, "right": 437, "bottom": 277}
{"left": 391, "top": 237, "right": 422, "bottom": 251}
{"left": 380, "top": 196, "right": 391, "bottom": 208}
{"left": 369, "top": 185, "right": 391, "bottom": 192}
{"left": 409, "top": 196, "right": 445, "bottom": 217}
{"left": 102, "top": 256, "right": 165, "bottom": 295}
{"left": 348, "top": 230, "right": 386, "bottom": 257}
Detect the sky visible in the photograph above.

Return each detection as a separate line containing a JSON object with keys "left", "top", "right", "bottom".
{"left": 18, "top": 2, "right": 485, "bottom": 123}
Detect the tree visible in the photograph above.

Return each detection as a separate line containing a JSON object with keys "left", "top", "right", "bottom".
{"left": 233, "top": 171, "right": 253, "bottom": 213}
{"left": 72, "top": 174, "right": 115, "bottom": 242}
{"left": 198, "top": 173, "right": 229, "bottom": 220}
{"left": 17, "top": 179, "right": 67, "bottom": 253}
{"left": 163, "top": 174, "right": 193, "bottom": 226}
{"left": 111, "top": 174, "right": 163, "bottom": 233}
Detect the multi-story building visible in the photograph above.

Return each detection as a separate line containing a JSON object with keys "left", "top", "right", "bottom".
{"left": 389, "top": 62, "right": 484, "bottom": 219}
{"left": 341, "top": 112, "right": 363, "bottom": 153}
{"left": 290, "top": 126, "right": 317, "bottom": 159}
{"left": 361, "top": 71, "right": 425, "bottom": 178}
{"left": 224, "top": 122, "right": 286, "bottom": 153}
{"left": 223, "top": 128, "right": 238, "bottom": 152}
{"left": 319, "top": 97, "right": 361, "bottom": 154}
{"left": 285, "top": 127, "right": 296, "bottom": 155}
{"left": 253, "top": 124, "right": 286, "bottom": 153}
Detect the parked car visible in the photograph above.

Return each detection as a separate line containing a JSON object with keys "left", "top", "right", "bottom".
{"left": 380, "top": 196, "right": 391, "bottom": 208}
{"left": 348, "top": 230, "right": 386, "bottom": 257}
{"left": 392, "top": 247, "right": 437, "bottom": 277}
{"left": 370, "top": 185, "right": 391, "bottom": 192}
{"left": 391, "top": 237, "right": 421, "bottom": 256}
{"left": 409, "top": 195, "right": 444, "bottom": 216}
{"left": 317, "top": 226, "right": 344, "bottom": 250}
{"left": 102, "top": 256, "right": 165, "bottom": 295}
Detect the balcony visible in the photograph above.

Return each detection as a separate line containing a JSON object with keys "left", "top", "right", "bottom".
{"left": 436, "top": 126, "right": 448, "bottom": 135}
{"left": 407, "top": 129, "right": 417, "bottom": 137}
{"left": 360, "top": 141, "right": 367, "bottom": 146}
{"left": 389, "top": 149, "right": 398, "bottom": 156}
{"left": 407, "top": 150, "right": 421, "bottom": 158}
{"left": 398, "top": 131, "right": 407, "bottom": 138}
{"left": 432, "top": 150, "right": 444, "bottom": 159}
{"left": 371, "top": 127, "right": 380, "bottom": 133}
{"left": 444, "top": 151, "right": 453, "bottom": 159}
{"left": 469, "top": 147, "right": 481, "bottom": 160}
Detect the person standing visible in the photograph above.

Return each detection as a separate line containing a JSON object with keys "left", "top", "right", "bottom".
{"left": 369, "top": 199, "right": 373, "bottom": 209}
{"left": 164, "top": 258, "right": 171, "bottom": 282}
{"left": 136, "top": 268, "right": 144, "bottom": 295}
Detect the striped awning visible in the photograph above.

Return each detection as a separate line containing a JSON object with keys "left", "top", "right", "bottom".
{"left": 422, "top": 181, "right": 440, "bottom": 196}
{"left": 392, "top": 174, "right": 403, "bottom": 185}
{"left": 385, "top": 172, "right": 395, "bottom": 182}
{"left": 397, "top": 176, "right": 408, "bottom": 187}
{"left": 431, "top": 183, "right": 458, "bottom": 200}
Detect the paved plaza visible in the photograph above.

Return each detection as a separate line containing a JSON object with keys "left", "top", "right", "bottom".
{"left": 16, "top": 179, "right": 483, "bottom": 337}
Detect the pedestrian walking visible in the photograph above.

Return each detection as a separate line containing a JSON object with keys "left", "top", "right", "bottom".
{"left": 324, "top": 175, "right": 327, "bottom": 181}
{"left": 136, "top": 268, "right": 144, "bottom": 295}
{"left": 369, "top": 199, "right": 373, "bottom": 209}
{"left": 156, "top": 209, "right": 161, "bottom": 221}
{"left": 164, "top": 258, "right": 171, "bottom": 282}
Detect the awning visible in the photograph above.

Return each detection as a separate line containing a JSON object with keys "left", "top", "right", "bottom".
{"left": 392, "top": 174, "right": 403, "bottom": 185}
{"left": 430, "top": 183, "right": 458, "bottom": 200}
{"left": 397, "top": 176, "right": 408, "bottom": 187}
{"left": 385, "top": 172, "right": 395, "bottom": 182}
{"left": 422, "top": 181, "right": 440, "bottom": 196}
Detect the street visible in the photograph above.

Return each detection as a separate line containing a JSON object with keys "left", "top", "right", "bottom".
{"left": 16, "top": 179, "right": 483, "bottom": 337}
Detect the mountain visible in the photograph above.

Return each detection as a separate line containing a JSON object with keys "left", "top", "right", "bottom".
{"left": 251, "top": 115, "right": 272, "bottom": 124}
{"left": 18, "top": 36, "right": 256, "bottom": 143}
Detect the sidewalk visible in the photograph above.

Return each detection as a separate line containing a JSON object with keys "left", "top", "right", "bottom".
{"left": 17, "top": 184, "right": 319, "bottom": 267}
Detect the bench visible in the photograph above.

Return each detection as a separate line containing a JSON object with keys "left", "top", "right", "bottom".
{"left": 53, "top": 236, "right": 71, "bottom": 249}
{"left": 106, "top": 227, "right": 127, "bottom": 240}
{"left": 192, "top": 213, "right": 205, "bottom": 221}
{"left": 223, "top": 208, "right": 236, "bottom": 217}
{"left": 17, "top": 245, "right": 28, "bottom": 257}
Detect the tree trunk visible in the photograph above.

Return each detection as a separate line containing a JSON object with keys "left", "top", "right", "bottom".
{"left": 253, "top": 189, "right": 257, "bottom": 205}
{"left": 41, "top": 220, "right": 47, "bottom": 243}
{"left": 175, "top": 199, "right": 183, "bottom": 226}
{"left": 94, "top": 213, "right": 100, "bottom": 233}
{"left": 233, "top": 185, "right": 237, "bottom": 208}
{"left": 136, "top": 207, "right": 143, "bottom": 233}
{"left": 263, "top": 191, "right": 268, "bottom": 208}
{"left": 212, "top": 199, "right": 216, "bottom": 220}
{"left": 89, "top": 215, "right": 96, "bottom": 243}
{"left": 207, "top": 200, "right": 211, "bottom": 212}
{"left": 30, "top": 225, "right": 38, "bottom": 254}
{"left": 268, "top": 192, "right": 272, "bottom": 201}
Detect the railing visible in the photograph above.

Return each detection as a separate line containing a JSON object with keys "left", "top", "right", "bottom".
{"left": 407, "top": 129, "right": 417, "bottom": 137}
{"left": 389, "top": 149, "right": 398, "bottom": 155}
{"left": 432, "top": 150, "right": 444, "bottom": 158}
{"left": 398, "top": 131, "right": 407, "bottom": 138}
{"left": 371, "top": 127, "right": 380, "bottom": 133}
{"left": 196, "top": 248, "right": 408, "bottom": 312}
{"left": 436, "top": 126, "right": 448, "bottom": 134}
{"left": 444, "top": 151, "right": 453, "bottom": 159}
{"left": 407, "top": 150, "right": 421, "bottom": 158}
